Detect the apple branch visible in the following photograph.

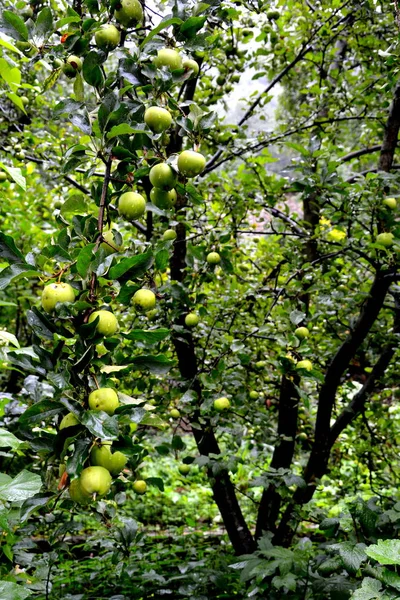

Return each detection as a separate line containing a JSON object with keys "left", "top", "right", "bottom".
{"left": 97, "top": 155, "right": 113, "bottom": 234}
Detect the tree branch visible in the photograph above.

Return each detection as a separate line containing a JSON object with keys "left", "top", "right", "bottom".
{"left": 378, "top": 81, "right": 400, "bottom": 172}
{"left": 339, "top": 145, "right": 382, "bottom": 163}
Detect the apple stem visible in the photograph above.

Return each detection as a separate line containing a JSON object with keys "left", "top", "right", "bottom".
{"left": 93, "top": 374, "right": 100, "bottom": 390}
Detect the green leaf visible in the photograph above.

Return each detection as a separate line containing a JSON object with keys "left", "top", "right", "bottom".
{"left": 0, "top": 428, "right": 23, "bottom": 450}
{"left": 130, "top": 354, "right": 176, "bottom": 374}
{"left": 0, "top": 35, "right": 23, "bottom": 54}
{"left": 365, "top": 540, "right": 400, "bottom": 566}
{"left": 350, "top": 577, "right": 383, "bottom": 600}
{"left": 0, "top": 582, "right": 32, "bottom": 600}
{"left": 108, "top": 251, "right": 153, "bottom": 280}
{"left": 0, "top": 264, "right": 39, "bottom": 290}
{"left": 140, "top": 17, "right": 183, "bottom": 49}
{"left": 42, "top": 67, "right": 62, "bottom": 92}
{"left": 60, "top": 194, "right": 89, "bottom": 218}
{"left": 145, "top": 477, "right": 164, "bottom": 491}
{"left": 0, "top": 232, "right": 25, "bottom": 263}
{"left": 107, "top": 123, "right": 149, "bottom": 139}
{"left": 272, "top": 573, "right": 297, "bottom": 592}
{"left": 0, "top": 11, "right": 29, "bottom": 41}
{"left": 0, "top": 470, "right": 42, "bottom": 502}
{"left": 76, "top": 243, "right": 96, "bottom": 278}
{"left": 73, "top": 72, "right": 84, "bottom": 101}
{"left": 337, "top": 543, "right": 366, "bottom": 575}
{"left": 123, "top": 329, "right": 170, "bottom": 343}
{"left": 289, "top": 310, "right": 306, "bottom": 326}
{"left": 34, "top": 7, "right": 53, "bottom": 40}
{"left": 27, "top": 308, "right": 57, "bottom": 340}
{"left": 180, "top": 16, "right": 207, "bottom": 39}
{"left": 155, "top": 248, "right": 169, "bottom": 271}
{"left": 82, "top": 50, "right": 105, "bottom": 88}
{"left": 7, "top": 92, "right": 26, "bottom": 113}
{"left": 0, "top": 163, "right": 26, "bottom": 190}
{"left": 19, "top": 400, "right": 64, "bottom": 424}
{"left": 81, "top": 410, "right": 119, "bottom": 440}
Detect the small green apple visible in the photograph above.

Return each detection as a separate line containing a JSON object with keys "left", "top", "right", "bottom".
{"left": 182, "top": 58, "right": 199, "bottom": 77}
{"left": 90, "top": 442, "right": 112, "bottom": 469}
{"left": 146, "top": 308, "right": 158, "bottom": 320}
{"left": 206, "top": 251, "right": 221, "bottom": 265}
{"left": 41, "top": 282, "right": 75, "bottom": 313}
{"left": 255, "top": 360, "right": 266, "bottom": 368}
{"left": 63, "top": 55, "right": 82, "bottom": 78}
{"left": 177, "top": 150, "right": 206, "bottom": 177}
{"left": 69, "top": 478, "right": 91, "bottom": 504}
{"left": 118, "top": 191, "right": 146, "bottom": 220}
{"left": 88, "top": 310, "right": 119, "bottom": 337}
{"left": 101, "top": 229, "right": 124, "bottom": 255}
{"left": 0, "top": 172, "right": 7, "bottom": 182}
{"left": 163, "top": 229, "right": 177, "bottom": 241}
{"left": 214, "top": 397, "right": 231, "bottom": 411}
{"left": 185, "top": 313, "right": 199, "bottom": 327}
{"left": 178, "top": 464, "right": 190, "bottom": 475}
{"left": 376, "top": 232, "right": 394, "bottom": 247}
{"left": 114, "top": 0, "right": 143, "bottom": 27}
{"left": 133, "top": 479, "right": 147, "bottom": 494}
{"left": 295, "top": 327, "right": 309, "bottom": 339}
{"left": 133, "top": 289, "right": 156, "bottom": 311}
{"left": 144, "top": 107, "right": 173, "bottom": 133}
{"left": 170, "top": 408, "right": 181, "bottom": 419}
{"left": 60, "top": 413, "right": 79, "bottom": 429}
{"left": 95, "top": 24, "right": 121, "bottom": 51}
{"left": 296, "top": 359, "right": 313, "bottom": 372}
{"left": 109, "top": 451, "right": 127, "bottom": 476}
{"left": 154, "top": 48, "right": 182, "bottom": 70}
{"left": 80, "top": 466, "right": 112, "bottom": 497}
{"left": 149, "top": 163, "right": 176, "bottom": 190}
{"left": 383, "top": 197, "right": 397, "bottom": 209}
{"left": 150, "top": 187, "right": 177, "bottom": 208}
{"left": 88, "top": 388, "right": 119, "bottom": 415}
{"left": 249, "top": 391, "right": 259, "bottom": 400}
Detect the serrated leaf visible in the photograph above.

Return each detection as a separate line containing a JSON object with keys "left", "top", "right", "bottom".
{"left": 108, "top": 251, "right": 153, "bottom": 280}
{"left": 0, "top": 232, "right": 25, "bottom": 263}
{"left": 0, "top": 470, "right": 42, "bottom": 502}
{"left": 350, "top": 577, "right": 382, "bottom": 600}
{"left": 130, "top": 354, "right": 176, "bottom": 374}
{"left": 76, "top": 243, "right": 95, "bottom": 278}
{"left": 42, "top": 68, "right": 62, "bottom": 92}
{"left": 0, "top": 264, "right": 39, "bottom": 290}
{"left": 19, "top": 399, "right": 64, "bottom": 424}
{"left": 0, "top": 581, "right": 32, "bottom": 600}
{"left": 0, "top": 10, "right": 29, "bottom": 41}
{"left": 81, "top": 410, "right": 119, "bottom": 440}
{"left": 289, "top": 310, "right": 306, "bottom": 326}
{"left": 338, "top": 543, "right": 366, "bottom": 575}
{"left": 82, "top": 50, "right": 104, "bottom": 88}
{"left": 34, "top": 7, "right": 53, "bottom": 40}
{"left": 107, "top": 123, "right": 149, "bottom": 139}
{"left": 365, "top": 540, "right": 400, "bottom": 566}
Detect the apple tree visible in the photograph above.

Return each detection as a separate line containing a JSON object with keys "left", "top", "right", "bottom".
{"left": 1, "top": 0, "right": 400, "bottom": 597}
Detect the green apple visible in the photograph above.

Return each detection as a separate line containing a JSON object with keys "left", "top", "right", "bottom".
{"left": 60, "top": 413, "right": 79, "bottom": 429}
{"left": 0, "top": 172, "right": 7, "bottom": 182}
{"left": 91, "top": 442, "right": 112, "bottom": 469}
{"left": 130, "top": 422, "right": 138, "bottom": 433}
{"left": 249, "top": 391, "right": 259, "bottom": 400}
{"left": 133, "top": 289, "right": 156, "bottom": 311}
{"left": 101, "top": 229, "right": 124, "bottom": 255}
{"left": 182, "top": 58, "right": 199, "bottom": 77}
{"left": 114, "top": 0, "right": 143, "bottom": 27}
{"left": 149, "top": 163, "right": 176, "bottom": 190}
{"left": 177, "top": 150, "right": 206, "bottom": 177}
{"left": 118, "top": 191, "right": 146, "bottom": 220}
{"left": 267, "top": 10, "right": 280, "bottom": 20}
{"left": 154, "top": 48, "right": 182, "bottom": 70}
{"left": 178, "top": 464, "right": 190, "bottom": 475}
{"left": 63, "top": 55, "right": 82, "bottom": 78}
{"left": 20, "top": 96, "right": 29, "bottom": 106}
{"left": 150, "top": 187, "right": 177, "bottom": 208}
{"left": 206, "top": 251, "right": 221, "bottom": 265}
{"left": 144, "top": 107, "right": 172, "bottom": 133}
{"left": 41, "top": 282, "right": 75, "bottom": 312}
{"left": 88, "top": 310, "right": 119, "bottom": 337}
{"left": 296, "top": 359, "right": 313, "bottom": 372}
{"left": 376, "top": 232, "right": 394, "bottom": 247}
{"left": 295, "top": 326, "right": 309, "bottom": 339}
{"left": 170, "top": 408, "right": 181, "bottom": 419}
{"left": 163, "top": 229, "right": 177, "bottom": 241}
{"left": 383, "top": 197, "right": 397, "bottom": 209}
{"left": 255, "top": 360, "right": 266, "bottom": 368}
{"left": 185, "top": 313, "right": 199, "bottom": 327}
{"left": 80, "top": 466, "right": 112, "bottom": 497}
{"left": 88, "top": 388, "right": 119, "bottom": 415}
{"left": 109, "top": 451, "right": 127, "bottom": 476}
{"left": 133, "top": 479, "right": 147, "bottom": 494}
{"left": 214, "top": 397, "right": 230, "bottom": 411}
{"left": 69, "top": 478, "right": 91, "bottom": 504}
{"left": 95, "top": 24, "right": 120, "bottom": 51}
{"left": 146, "top": 308, "right": 158, "bottom": 320}
{"left": 21, "top": 5, "right": 34, "bottom": 19}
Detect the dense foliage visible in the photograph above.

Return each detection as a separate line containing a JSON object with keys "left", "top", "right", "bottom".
{"left": 0, "top": 0, "right": 400, "bottom": 598}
